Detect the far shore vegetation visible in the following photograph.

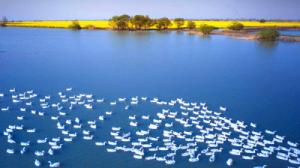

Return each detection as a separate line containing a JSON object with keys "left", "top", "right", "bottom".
{"left": 68, "top": 20, "right": 82, "bottom": 30}
{"left": 227, "top": 22, "right": 244, "bottom": 31}
{"left": 187, "top": 21, "right": 196, "bottom": 30}
{"left": 2, "top": 15, "right": 300, "bottom": 30}
{"left": 198, "top": 24, "right": 215, "bottom": 35}
{"left": 1, "top": 15, "right": 300, "bottom": 41}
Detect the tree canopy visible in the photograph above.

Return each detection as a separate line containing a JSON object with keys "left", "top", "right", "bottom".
{"left": 187, "top": 21, "right": 196, "bottom": 30}
{"left": 174, "top": 18, "right": 185, "bottom": 29}
{"left": 199, "top": 24, "right": 215, "bottom": 35}
{"left": 256, "top": 29, "right": 280, "bottom": 41}
{"left": 68, "top": 20, "right": 81, "bottom": 30}
{"left": 110, "top": 14, "right": 131, "bottom": 30}
{"left": 130, "top": 15, "right": 153, "bottom": 30}
{"left": 110, "top": 15, "right": 174, "bottom": 30}
{"left": 227, "top": 22, "right": 244, "bottom": 31}
{"left": 155, "top": 17, "right": 172, "bottom": 30}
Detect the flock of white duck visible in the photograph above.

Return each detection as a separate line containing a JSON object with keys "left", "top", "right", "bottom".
{"left": 1, "top": 88, "right": 300, "bottom": 168}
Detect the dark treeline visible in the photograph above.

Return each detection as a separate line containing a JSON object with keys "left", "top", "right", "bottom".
{"left": 109, "top": 14, "right": 196, "bottom": 30}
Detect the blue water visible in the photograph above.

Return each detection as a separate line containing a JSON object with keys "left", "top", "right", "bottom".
{"left": 0, "top": 27, "right": 300, "bottom": 168}
{"left": 279, "top": 30, "right": 300, "bottom": 36}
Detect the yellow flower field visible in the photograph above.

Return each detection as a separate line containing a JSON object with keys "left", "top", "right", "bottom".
{"left": 6, "top": 20, "right": 110, "bottom": 29}
{"left": 5, "top": 20, "right": 300, "bottom": 29}
{"left": 192, "top": 21, "right": 300, "bottom": 28}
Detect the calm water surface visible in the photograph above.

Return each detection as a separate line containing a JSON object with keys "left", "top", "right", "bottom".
{"left": 280, "top": 30, "right": 300, "bottom": 36}
{"left": 0, "top": 27, "right": 300, "bottom": 168}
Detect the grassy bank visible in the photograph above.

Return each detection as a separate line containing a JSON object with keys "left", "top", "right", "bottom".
{"left": 5, "top": 20, "right": 300, "bottom": 29}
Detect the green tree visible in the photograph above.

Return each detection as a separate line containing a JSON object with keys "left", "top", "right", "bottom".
{"left": 68, "top": 20, "right": 81, "bottom": 30}
{"left": 109, "top": 16, "right": 120, "bottom": 29}
{"left": 155, "top": 17, "right": 172, "bottom": 30}
{"left": 118, "top": 14, "right": 131, "bottom": 30}
{"left": 174, "top": 18, "right": 185, "bottom": 29}
{"left": 187, "top": 21, "right": 196, "bottom": 30}
{"left": 228, "top": 22, "right": 244, "bottom": 31}
{"left": 198, "top": 24, "right": 214, "bottom": 35}
{"left": 130, "top": 15, "right": 152, "bottom": 30}
{"left": 109, "top": 14, "right": 130, "bottom": 30}
{"left": 256, "top": 29, "right": 280, "bottom": 41}
{"left": 144, "top": 16, "right": 155, "bottom": 29}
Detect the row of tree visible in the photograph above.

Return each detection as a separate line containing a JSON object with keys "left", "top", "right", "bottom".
{"left": 109, "top": 15, "right": 196, "bottom": 30}
{"left": 108, "top": 15, "right": 249, "bottom": 32}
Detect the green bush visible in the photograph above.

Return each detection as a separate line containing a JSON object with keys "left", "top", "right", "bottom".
{"left": 228, "top": 22, "right": 244, "bottom": 30}
{"left": 187, "top": 21, "right": 196, "bottom": 30}
{"left": 256, "top": 29, "right": 280, "bottom": 41}
{"left": 174, "top": 18, "right": 185, "bottom": 29}
{"left": 69, "top": 20, "right": 81, "bottom": 30}
{"left": 198, "top": 24, "right": 214, "bottom": 35}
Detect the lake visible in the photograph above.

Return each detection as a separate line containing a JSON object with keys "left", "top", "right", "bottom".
{"left": 0, "top": 27, "right": 300, "bottom": 168}
{"left": 280, "top": 30, "right": 300, "bottom": 36}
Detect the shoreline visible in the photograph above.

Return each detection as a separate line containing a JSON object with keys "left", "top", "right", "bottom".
{"left": 3, "top": 20, "right": 300, "bottom": 29}
{"left": 188, "top": 29, "right": 300, "bottom": 42}
{"left": 2, "top": 23, "right": 300, "bottom": 42}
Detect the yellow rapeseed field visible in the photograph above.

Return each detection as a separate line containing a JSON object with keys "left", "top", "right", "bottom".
{"left": 6, "top": 20, "right": 300, "bottom": 29}
{"left": 192, "top": 21, "right": 300, "bottom": 28}
{"left": 6, "top": 20, "right": 110, "bottom": 29}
